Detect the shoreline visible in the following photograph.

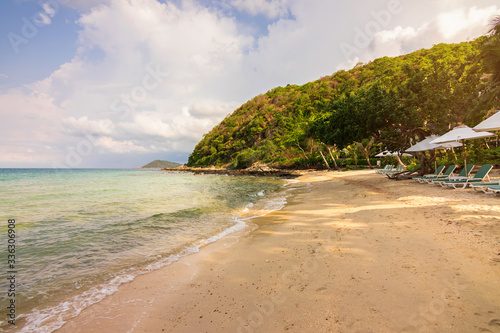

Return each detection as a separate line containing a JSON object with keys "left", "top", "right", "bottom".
{"left": 163, "top": 166, "right": 305, "bottom": 178}
{"left": 53, "top": 170, "right": 500, "bottom": 332}
{"left": 9, "top": 173, "right": 294, "bottom": 333}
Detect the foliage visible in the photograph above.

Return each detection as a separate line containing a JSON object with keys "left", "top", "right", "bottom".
{"left": 476, "top": 16, "right": 500, "bottom": 108}
{"left": 141, "top": 160, "right": 182, "bottom": 168}
{"left": 188, "top": 36, "right": 497, "bottom": 169}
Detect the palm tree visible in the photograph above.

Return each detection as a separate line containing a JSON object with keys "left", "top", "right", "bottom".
{"left": 354, "top": 137, "right": 376, "bottom": 168}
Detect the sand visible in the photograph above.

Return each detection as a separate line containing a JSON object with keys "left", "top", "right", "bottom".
{"left": 55, "top": 170, "right": 500, "bottom": 333}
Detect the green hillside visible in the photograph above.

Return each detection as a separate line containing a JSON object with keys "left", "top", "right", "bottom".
{"left": 188, "top": 36, "right": 498, "bottom": 169}
{"left": 141, "top": 160, "right": 182, "bottom": 168}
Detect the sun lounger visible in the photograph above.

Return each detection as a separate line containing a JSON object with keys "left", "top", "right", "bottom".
{"left": 434, "top": 164, "right": 474, "bottom": 187}
{"left": 385, "top": 165, "right": 405, "bottom": 176}
{"left": 442, "top": 164, "right": 493, "bottom": 189}
{"left": 470, "top": 180, "right": 500, "bottom": 193}
{"left": 421, "top": 165, "right": 456, "bottom": 184}
{"left": 376, "top": 165, "right": 393, "bottom": 174}
{"left": 485, "top": 185, "right": 500, "bottom": 194}
{"left": 413, "top": 165, "right": 445, "bottom": 183}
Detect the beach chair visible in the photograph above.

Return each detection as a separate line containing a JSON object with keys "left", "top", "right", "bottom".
{"left": 470, "top": 180, "right": 500, "bottom": 193}
{"left": 485, "top": 185, "right": 500, "bottom": 194}
{"left": 442, "top": 164, "right": 493, "bottom": 189}
{"left": 434, "top": 164, "right": 474, "bottom": 187}
{"left": 384, "top": 165, "right": 405, "bottom": 176}
{"left": 413, "top": 165, "right": 445, "bottom": 183}
{"left": 376, "top": 165, "right": 392, "bottom": 174}
{"left": 421, "top": 165, "right": 456, "bottom": 184}
{"left": 377, "top": 165, "right": 394, "bottom": 174}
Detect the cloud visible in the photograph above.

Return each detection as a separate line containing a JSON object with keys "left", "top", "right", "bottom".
{"left": 0, "top": 89, "right": 67, "bottom": 166}
{"left": 31, "top": 1, "right": 59, "bottom": 25}
{"left": 337, "top": 5, "right": 500, "bottom": 69}
{"left": 0, "top": 74, "right": 8, "bottom": 79}
{"left": 42, "top": 2, "right": 57, "bottom": 16}
{"left": 33, "top": 13, "right": 52, "bottom": 25}
{"left": 436, "top": 5, "right": 497, "bottom": 39}
{"left": 62, "top": 116, "right": 115, "bottom": 136}
{"left": 187, "top": 99, "right": 240, "bottom": 118}
{"left": 95, "top": 136, "right": 149, "bottom": 153}
{"left": 2, "top": 0, "right": 253, "bottom": 167}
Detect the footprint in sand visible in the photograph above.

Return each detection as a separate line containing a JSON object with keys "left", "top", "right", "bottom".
{"left": 489, "top": 319, "right": 500, "bottom": 326}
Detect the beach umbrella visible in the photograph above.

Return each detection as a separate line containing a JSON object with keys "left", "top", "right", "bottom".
{"left": 393, "top": 151, "right": 413, "bottom": 157}
{"left": 473, "top": 110, "right": 500, "bottom": 132}
{"left": 406, "top": 135, "right": 461, "bottom": 152}
{"left": 375, "top": 150, "right": 411, "bottom": 157}
{"left": 473, "top": 110, "right": 500, "bottom": 147}
{"left": 375, "top": 150, "right": 391, "bottom": 157}
{"left": 430, "top": 125, "right": 495, "bottom": 171}
{"left": 406, "top": 135, "right": 462, "bottom": 169}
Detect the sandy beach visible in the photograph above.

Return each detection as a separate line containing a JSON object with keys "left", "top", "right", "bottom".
{"left": 55, "top": 170, "right": 500, "bottom": 333}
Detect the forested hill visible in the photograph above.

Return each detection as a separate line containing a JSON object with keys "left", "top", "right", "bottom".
{"left": 188, "top": 37, "right": 496, "bottom": 169}
{"left": 140, "top": 160, "right": 182, "bottom": 168}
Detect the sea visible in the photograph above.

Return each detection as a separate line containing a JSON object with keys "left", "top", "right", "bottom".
{"left": 0, "top": 168, "right": 295, "bottom": 332}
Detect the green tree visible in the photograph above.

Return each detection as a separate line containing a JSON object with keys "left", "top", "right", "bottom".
{"left": 479, "top": 16, "right": 500, "bottom": 105}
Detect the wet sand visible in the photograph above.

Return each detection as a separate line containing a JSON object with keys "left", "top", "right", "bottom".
{"left": 56, "top": 170, "right": 500, "bottom": 333}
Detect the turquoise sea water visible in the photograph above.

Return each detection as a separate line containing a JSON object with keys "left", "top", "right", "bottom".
{"left": 0, "top": 169, "right": 289, "bottom": 332}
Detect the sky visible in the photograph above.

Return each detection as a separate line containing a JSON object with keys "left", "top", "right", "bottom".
{"left": 1, "top": 0, "right": 499, "bottom": 168}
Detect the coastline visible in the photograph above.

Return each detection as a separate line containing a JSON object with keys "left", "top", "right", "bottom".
{"left": 163, "top": 166, "right": 302, "bottom": 178}
{"left": 54, "top": 170, "right": 500, "bottom": 333}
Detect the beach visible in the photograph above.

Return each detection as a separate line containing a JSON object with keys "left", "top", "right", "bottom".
{"left": 55, "top": 170, "right": 500, "bottom": 333}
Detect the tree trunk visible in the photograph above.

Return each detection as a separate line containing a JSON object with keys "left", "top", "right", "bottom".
{"left": 417, "top": 151, "right": 433, "bottom": 175}
{"left": 319, "top": 149, "right": 331, "bottom": 170}
{"left": 395, "top": 153, "right": 404, "bottom": 166}
{"left": 327, "top": 146, "right": 339, "bottom": 169}
{"left": 364, "top": 154, "right": 373, "bottom": 168}
{"left": 296, "top": 143, "right": 307, "bottom": 159}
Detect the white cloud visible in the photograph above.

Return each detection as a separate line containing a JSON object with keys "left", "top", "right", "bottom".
{"left": 0, "top": 74, "right": 8, "bottom": 79}
{"left": 34, "top": 12, "right": 52, "bottom": 25}
{"left": 188, "top": 99, "right": 240, "bottom": 118}
{"left": 2, "top": 0, "right": 252, "bottom": 167}
{"left": 0, "top": 89, "right": 66, "bottom": 165}
{"left": 62, "top": 116, "right": 115, "bottom": 135}
{"left": 42, "top": 2, "right": 57, "bottom": 16}
{"left": 337, "top": 5, "right": 500, "bottom": 70}
{"left": 31, "top": 2, "right": 59, "bottom": 25}
{"left": 436, "top": 6, "right": 497, "bottom": 39}
{"left": 95, "top": 136, "right": 149, "bottom": 153}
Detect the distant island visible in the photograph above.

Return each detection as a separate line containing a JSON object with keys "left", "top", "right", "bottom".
{"left": 140, "top": 160, "right": 182, "bottom": 168}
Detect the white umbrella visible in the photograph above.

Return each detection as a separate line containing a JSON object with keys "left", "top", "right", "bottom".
{"left": 375, "top": 150, "right": 391, "bottom": 157}
{"left": 473, "top": 110, "right": 500, "bottom": 132}
{"left": 406, "top": 135, "right": 462, "bottom": 170}
{"left": 406, "top": 135, "right": 461, "bottom": 152}
{"left": 431, "top": 125, "right": 495, "bottom": 144}
{"left": 394, "top": 151, "right": 413, "bottom": 157}
{"left": 375, "top": 150, "right": 411, "bottom": 157}
{"left": 430, "top": 125, "right": 495, "bottom": 170}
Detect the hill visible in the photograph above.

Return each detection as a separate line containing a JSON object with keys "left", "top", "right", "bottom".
{"left": 187, "top": 37, "right": 497, "bottom": 169}
{"left": 141, "top": 160, "right": 182, "bottom": 169}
